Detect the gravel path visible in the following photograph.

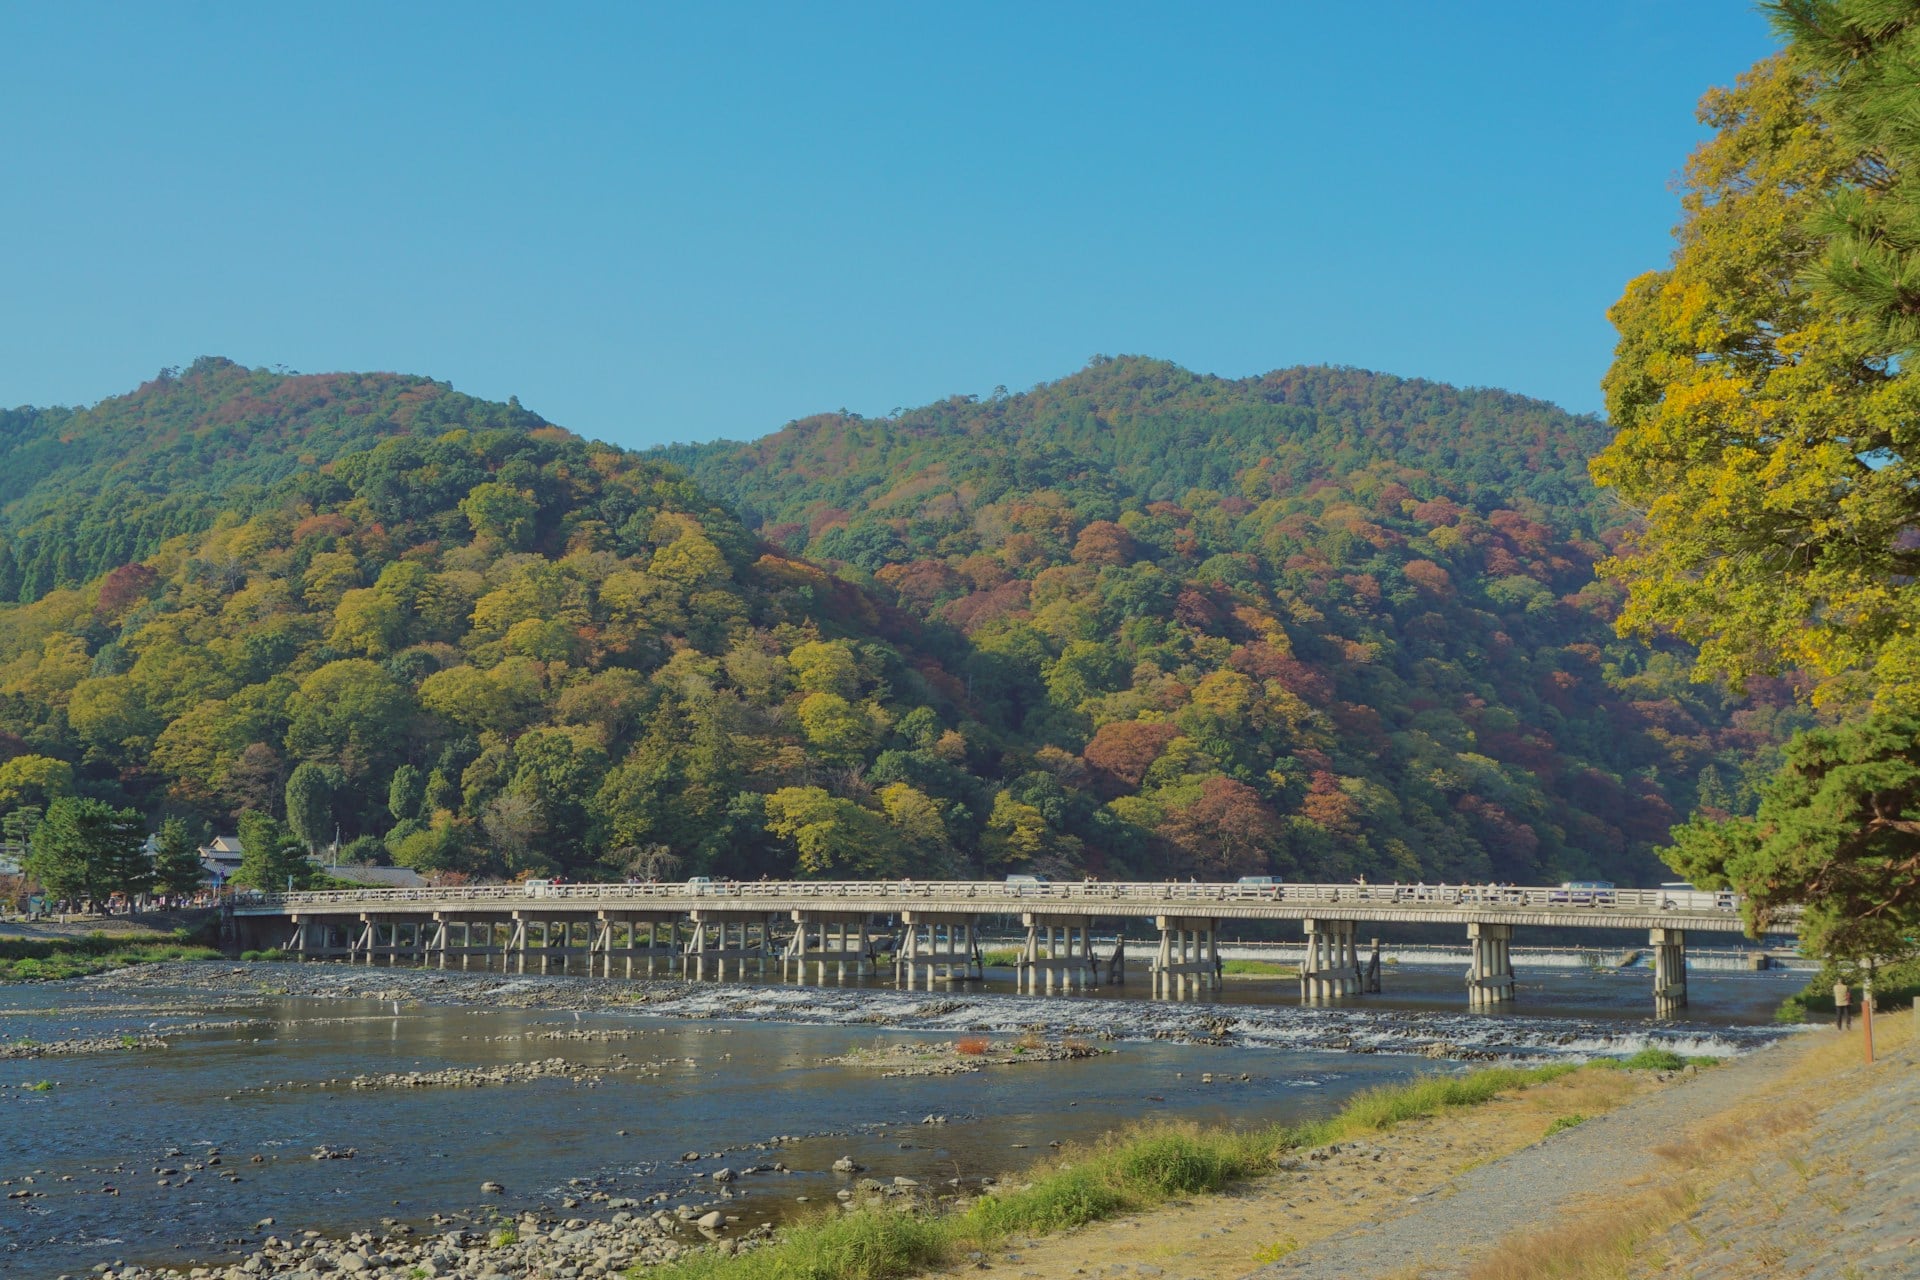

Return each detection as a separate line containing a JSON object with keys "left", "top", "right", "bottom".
{"left": 1249, "top": 1045, "right": 1801, "bottom": 1280}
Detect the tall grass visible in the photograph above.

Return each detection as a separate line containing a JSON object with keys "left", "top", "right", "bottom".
{"left": 0, "top": 931, "right": 219, "bottom": 981}
{"left": 637, "top": 1061, "right": 1578, "bottom": 1280}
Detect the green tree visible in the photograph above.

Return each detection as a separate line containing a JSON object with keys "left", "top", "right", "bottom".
{"left": 388, "top": 763, "right": 426, "bottom": 823}
{"left": 284, "top": 659, "right": 411, "bottom": 779}
{"left": 233, "top": 810, "right": 312, "bottom": 891}
{"left": 1665, "top": 711, "right": 1919, "bottom": 961}
{"left": 459, "top": 481, "right": 539, "bottom": 549}
{"left": 1767, "top": 2, "right": 1920, "bottom": 353}
{"left": 0, "top": 755, "right": 75, "bottom": 811}
{"left": 763, "top": 786, "right": 905, "bottom": 877}
{"left": 151, "top": 816, "right": 206, "bottom": 898}
{"left": 284, "top": 761, "right": 338, "bottom": 855}
{"left": 27, "top": 797, "right": 145, "bottom": 903}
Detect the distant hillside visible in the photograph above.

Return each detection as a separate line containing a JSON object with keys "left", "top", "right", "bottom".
{"left": 0, "top": 357, "right": 1803, "bottom": 888}
{"left": 0, "top": 356, "right": 547, "bottom": 601}
{"left": 663, "top": 357, "right": 1806, "bottom": 884}
{"left": 662, "top": 359, "right": 1613, "bottom": 548}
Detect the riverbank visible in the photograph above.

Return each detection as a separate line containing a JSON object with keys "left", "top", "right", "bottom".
{"left": 0, "top": 931, "right": 219, "bottom": 982}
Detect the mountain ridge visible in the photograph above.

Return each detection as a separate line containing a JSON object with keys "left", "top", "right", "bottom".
{"left": 0, "top": 356, "right": 1801, "bottom": 888}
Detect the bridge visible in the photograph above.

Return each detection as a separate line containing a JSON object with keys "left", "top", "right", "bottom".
{"left": 231, "top": 879, "right": 1789, "bottom": 1016}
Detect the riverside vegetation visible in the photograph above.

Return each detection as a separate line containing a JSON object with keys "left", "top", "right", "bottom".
{"left": 0, "top": 929, "right": 218, "bottom": 981}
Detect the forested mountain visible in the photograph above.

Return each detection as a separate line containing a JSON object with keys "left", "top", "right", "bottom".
{"left": 0, "top": 358, "right": 1802, "bottom": 886}
{"left": 0, "top": 356, "right": 546, "bottom": 602}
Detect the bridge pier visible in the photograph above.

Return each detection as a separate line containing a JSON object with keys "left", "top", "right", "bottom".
{"left": 1651, "top": 927, "right": 1687, "bottom": 1016}
{"left": 1018, "top": 914, "right": 1100, "bottom": 993}
{"left": 1466, "top": 922, "right": 1515, "bottom": 1006}
{"left": 1301, "top": 918, "right": 1359, "bottom": 1001}
{"left": 786, "top": 911, "right": 875, "bottom": 982}
{"left": 899, "top": 912, "right": 982, "bottom": 989}
{"left": 687, "top": 911, "right": 775, "bottom": 981}
{"left": 1153, "top": 915, "right": 1218, "bottom": 998}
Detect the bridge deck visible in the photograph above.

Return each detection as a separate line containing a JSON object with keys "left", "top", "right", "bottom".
{"left": 234, "top": 879, "right": 1776, "bottom": 935}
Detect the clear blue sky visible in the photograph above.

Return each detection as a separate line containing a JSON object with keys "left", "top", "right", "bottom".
{"left": 0, "top": 3, "right": 1779, "bottom": 448}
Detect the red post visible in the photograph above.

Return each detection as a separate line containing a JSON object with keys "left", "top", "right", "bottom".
{"left": 1862, "top": 976, "right": 1875, "bottom": 1064}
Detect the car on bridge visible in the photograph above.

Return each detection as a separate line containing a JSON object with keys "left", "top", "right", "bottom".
{"left": 1549, "top": 880, "right": 1616, "bottom": 905}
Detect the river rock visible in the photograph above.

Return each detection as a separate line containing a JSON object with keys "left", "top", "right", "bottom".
{"left": 831, "top": 1156, "right": 863, "bottom": 1173}
{"left": 695, "top": 1211, "right": 725, "bottom": 1230}
{"left": 480, "top": 1181, "right": 504, "bottom": 1194}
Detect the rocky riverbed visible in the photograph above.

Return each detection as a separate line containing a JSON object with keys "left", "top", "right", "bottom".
{"left": 822, "top": 1035, "right": 1108, "bottom": 1076}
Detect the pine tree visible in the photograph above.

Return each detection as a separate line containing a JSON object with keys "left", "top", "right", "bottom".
{"left": 1769, "top": 1, "right": 1920, "bottom": 352}
{"left": 28, "top": 797, "right": 144, "bottom": 904}
{"left": 234, "top": 811, "right": 312, "bottom": 891}
{"left": 151, "top": 817, "right": 205, "bottom": 898}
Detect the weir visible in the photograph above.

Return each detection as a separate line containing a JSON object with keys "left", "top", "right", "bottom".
{"left": 240, "top": 878, "right": 1781, "bottom": 1015}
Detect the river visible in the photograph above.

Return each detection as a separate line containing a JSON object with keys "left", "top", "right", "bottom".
{"left": 0, "top": 959, "right": 1807, "bottom": 1277}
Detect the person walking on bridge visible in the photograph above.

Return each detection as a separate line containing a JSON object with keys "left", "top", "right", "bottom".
{"left": 1834, "top": 977, "right": 1853, "bottom": 1031}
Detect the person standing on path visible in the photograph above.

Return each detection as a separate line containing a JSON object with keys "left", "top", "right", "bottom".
{"left": 1834, "top": 977, "right": 1853, "bottom": 1030}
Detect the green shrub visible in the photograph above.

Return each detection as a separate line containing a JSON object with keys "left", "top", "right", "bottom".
{"left": 1545, "top": 1113, "right": 1587, "bottom": 1136}
{"left": 1616, "top": 1047, "right": 1688, "bottom": 1071}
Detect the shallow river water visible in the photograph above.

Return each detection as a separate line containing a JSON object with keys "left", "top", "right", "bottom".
{"left": 1, "top": 960, "right": 1808, "bottom": 1277}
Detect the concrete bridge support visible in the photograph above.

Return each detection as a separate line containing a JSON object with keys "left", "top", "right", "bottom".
{"left": 686, "top": 911, "right": 776, "bottom": 981}
{"left": 282, "top": 915, "right": 355, "bottom": 960}
{"left": 785, "top": 911, "right": 875, "bottom": 982}
{"left": 1017, "top": 914, "right": 1101, "bottom": 993}
{"left": 351, "top": 914, "right": 426, "bottom": 966}
{"left": 1301, "top": 917, "right": 1359, "bottom": 1001}
{"left": 436, "top": 917, "right": 505, "bottom": 971}
{"left": 899, "top": 912, "right": 983, "bottom": 989}
{"left": 1466, "top": 921, "right": 1515, "bottom": 1006}
{"left": 586, "top": 912, "right": 684, "bottom": 978}
{"left": 1153, "top": 915, "right": 1218, "bottom": 998}
{"left": 1651, "top": 927, "right": 1687, "bottom": 1016}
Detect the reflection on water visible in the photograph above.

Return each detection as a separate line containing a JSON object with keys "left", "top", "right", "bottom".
{"left": 0, "top": 961, "right": 1806, "bottom": 1276}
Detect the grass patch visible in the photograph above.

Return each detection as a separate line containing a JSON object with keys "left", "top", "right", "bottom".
{"left": 1544, "top": 1113, "right": 1587, "bottom": 1136}
{"left": 638, "top": 1061, "right": 1583, "bottom": 1280}
{"left": 1251, "top": 1236, "right": 1301, "bottom": 1264}
{"left": 1467, "top": 1183, "right": 1699, "bottom": 1280}
{"left": 0, "top": 931, "right": 220, "bottom": 982}
{"left": 979, "top": 948, "right": 1025, "bottom": 967}
{"left": 1306, "top": 1062, "right": 1579, "bottom": 1140}
{"left": 1220, "top": 959, "right": 1299, "bottom": 977}
{"left": 1588, "top": 1047, "right": 1722, "bottom": 1073}
{"left": 24, "top": 1080, "right": 54, "bottom": 1092}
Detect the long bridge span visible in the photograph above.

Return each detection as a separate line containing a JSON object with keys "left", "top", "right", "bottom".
{"left": 232, "top": 879, "right": 1790, "bottom": 1016}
